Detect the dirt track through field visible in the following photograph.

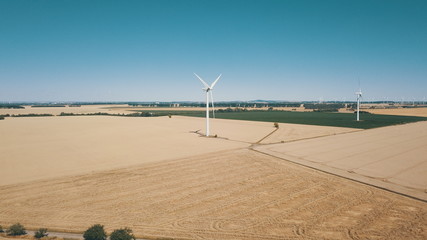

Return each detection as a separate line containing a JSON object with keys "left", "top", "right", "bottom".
{"left": 0, "top": 149, "right": 425, "bottom": 240}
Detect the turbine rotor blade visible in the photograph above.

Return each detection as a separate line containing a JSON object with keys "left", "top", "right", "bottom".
{"left": 194, "top": 73, "right": 210, "bottom": 89}
{"left": 210, "top": 74, "right": 222, "bottom": 89}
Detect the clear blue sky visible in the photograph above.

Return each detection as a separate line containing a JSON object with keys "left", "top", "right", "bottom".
{"left": 0, "top": 0, "right": 426, "bottom": 102}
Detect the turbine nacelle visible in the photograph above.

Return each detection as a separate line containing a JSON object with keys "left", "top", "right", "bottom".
{"left": 194, "top": 73, "right": 221, "bottom": 90}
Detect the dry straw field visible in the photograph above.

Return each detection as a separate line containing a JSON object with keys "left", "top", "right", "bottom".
{"left": 1, "top": 149, "right": 425, "bottom": 240}
{"left": 0, "top": 108, "right": 426, "bottom": 240}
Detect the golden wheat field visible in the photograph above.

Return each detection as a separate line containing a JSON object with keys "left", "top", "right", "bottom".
{"left": 365, "top": 107, "right": 427, "bottom": 117}
{"left": 339, "top": 106, "right": 427, "bottom": 117}
{"left": 256, "top": 121, "right": 427, "bottom": 201}
{"left": 0, "top": 113, "right": 426, "bottom": 240}
{"left": 0, "top": 149, "right": 426, "bottom": 239}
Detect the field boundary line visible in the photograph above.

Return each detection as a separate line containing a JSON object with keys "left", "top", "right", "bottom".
{"left": 251, "top": 147, "right": 427, "bottom": 203}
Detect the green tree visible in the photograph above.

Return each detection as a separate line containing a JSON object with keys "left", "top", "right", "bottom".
{"left": 83, "top": 224, "right": 106, "bottom": 240}
{"left": 6, "top": 223, "right": 26, "bottom": 236}
{"left": 34, "top": 228, "right": 48, "bottom": 238}
{"left": 110, "top": 228, "right": 135, "bottom": 240}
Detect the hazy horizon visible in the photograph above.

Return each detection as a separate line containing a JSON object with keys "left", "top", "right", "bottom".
{"left": 1, "top": 0, "right": 426, "bottom": 102}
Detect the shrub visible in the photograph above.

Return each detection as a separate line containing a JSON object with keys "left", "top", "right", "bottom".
{"left": 110, "top": 228, "right": 135, "bottom": 240}
{"left": 6, "top": 223, "right": 26, "bottom": 236}
{"left": 0, "top": 104, "right": 24, "bottom": 109}
{"left": 83, "top": 224, "right": 106, "bottom": 240}
{"left": 34, "top": 228, "right": 48, "bottom": 238}
{"left": 313, "top": 108, "right": 339, "bottom": 112}
{"left": 0, "top": 225, "right": 4, "bottom": 232}
{"left": 60, "top": 112, "right": 75, "bottom": 116}
{"left": 353, "top": 111, "right": 371, "bottom": 114}
{"left": 274, "top": 122, "right": 279, "bottom": 128}
{"left": 11, "top": 114, "right": 53, "bottom": 117}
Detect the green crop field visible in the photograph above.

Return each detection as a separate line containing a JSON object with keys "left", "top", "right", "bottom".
{"left": 146, "top": 110, "right": 427, "bottom": 129}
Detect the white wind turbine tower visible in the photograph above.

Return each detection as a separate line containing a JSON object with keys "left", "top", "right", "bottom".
{"left": 355, "top": 88, "right": 362, "bottom": 121}
{"left": 194, "top": 73, "right": 222, "bottom": 137}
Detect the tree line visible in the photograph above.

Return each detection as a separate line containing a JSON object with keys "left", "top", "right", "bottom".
{"left": 0, "top": 223, "right": 136, "bottom": 240}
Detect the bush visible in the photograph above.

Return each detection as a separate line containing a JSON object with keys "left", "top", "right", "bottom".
{"left": 313, "top": 108, "right": 339, "bottom": 112}
{"left": 274, "top": 122, "right": 279, "bottom": 128}
{"left": 83, "top": 224, "right": 106, "bottom": 240}
{"left": 0, "top": 225, "right": 4, "bottom": 232}
{"left": 0, "top": 104, "right": 24, "bottom": 109}
{"left": 11, "top": 114, "right": 53, "bottom": 117}
{"left": 6, "top": 223, "right": 26, "bottom": 236}
{"left": 353, "top": 111, "right": 371, "bottom": 114}
{"left": 110, "top": 228, "right": 135, "bottom": 240}
{"left": 34, "top": 228, "right": 48, "bottom": 238}
{"left": 60, "top": 112, "right": 75, "bottom": 116}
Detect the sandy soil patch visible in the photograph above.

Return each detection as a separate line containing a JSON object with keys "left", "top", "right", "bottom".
{"left": 0, "top": 235, "right": 36, "bottom": 240}
{"left": 0, "top": 149, "right": 425, "bottom": 240}
{"left": 256, "top": 121, "right": 427, "bottom": 200}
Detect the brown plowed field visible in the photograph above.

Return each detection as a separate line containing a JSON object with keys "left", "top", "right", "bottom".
{"left": 0, "top": 149, "right": 425, "bottom": 240}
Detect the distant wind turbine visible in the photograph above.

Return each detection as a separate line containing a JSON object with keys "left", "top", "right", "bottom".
{"left": 194, "top": 73, "right": 222, "bottom": 137}
{"left": 355, "top": 88, "right": 362, "bottom": 121}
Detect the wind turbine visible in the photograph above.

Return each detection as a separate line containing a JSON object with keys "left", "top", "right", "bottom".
{"left": 194, "top": 73, "right": 222, "bottom": 137}
{"left": 355, "top": 88, "right": 362, "bottom": 121}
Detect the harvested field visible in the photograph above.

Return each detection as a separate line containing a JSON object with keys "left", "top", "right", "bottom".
{"left": 339, "top": 106, "right": 427, "bottom": 117}
{"left": 259, "top": 123, "right": 360, "bottom": 144}
{"left": 365, "top": 107, "right": 427, "bottom": 117}
{"left": 256, "top": 121, "right": 427, "bottom": 200}
{"left": 1, "top": 116, "right": 426, "bottom": 239}
{"left": 0, "top": 149, "right": 425, "bottom": 240}
{"left": 0, "top": 116, "right": 357, "bottom": 186}
{"left": 0, "top": 116, "right": 251, "bottom": 186}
